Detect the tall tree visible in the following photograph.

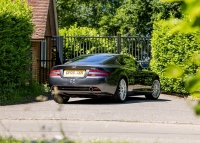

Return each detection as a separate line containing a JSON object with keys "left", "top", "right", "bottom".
{"left": 111, "top": 0, "right": 182, "bottom": 35}
{"left": 57, "top": 0, "right": 123, "bottom": 29}
{"left": 57, "top": 0, "right": 182, "bottom": 35}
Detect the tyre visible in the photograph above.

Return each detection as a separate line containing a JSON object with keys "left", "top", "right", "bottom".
{"left": 145, "top": 79, "right": 160, "bottom": 100}
{"left": 110, "top": 78, "right": 127, "bottom": 102}
{"left": 53, "top": 94, "right": 70, "bottom": 104}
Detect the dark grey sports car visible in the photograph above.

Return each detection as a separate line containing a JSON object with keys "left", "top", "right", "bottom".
{"left": 49, "top": 53, "right": 160, "bottom": 103}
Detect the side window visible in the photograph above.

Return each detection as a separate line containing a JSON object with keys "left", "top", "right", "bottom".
{"left": 123, "top": 56, "right": 136, "bottom": 67}
{"left": 103, "top": 57, "right": 119, "bottom": 65}
{"left": 116, "top": 56, "right": 136, "bottom": 67}
{"left": 116, "top": 56, "right": 125, "bottom": 65}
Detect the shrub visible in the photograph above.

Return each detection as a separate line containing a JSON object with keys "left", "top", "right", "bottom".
{"left": 0, "top": 0, "right": 44, "bottom": 105}
{"left": 60, "top": 24, "right": 118, "bottom": 59}
{"left": 150, "top": 18, "right": 200, "bottom": 94}
{"left": 60, "top": 24, "right": 149, "bottom": 60}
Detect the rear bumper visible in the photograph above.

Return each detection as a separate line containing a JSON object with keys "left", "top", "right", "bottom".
{"left": 51, "top": 85, "right": 115, "bottom": 98}
{"left": 49, "top": 77, "right": 117, "bottom": 97}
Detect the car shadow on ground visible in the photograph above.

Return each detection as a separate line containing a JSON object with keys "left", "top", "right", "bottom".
{"left": 66, "top": 96, "right": 171, "bottom": 105}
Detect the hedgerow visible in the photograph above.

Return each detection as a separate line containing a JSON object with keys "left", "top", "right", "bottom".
{"left": 0, "top": 0, "right": 44, "bottom": 105}
{"left": 150, "top": 18, "right": 200, "bottom": 94}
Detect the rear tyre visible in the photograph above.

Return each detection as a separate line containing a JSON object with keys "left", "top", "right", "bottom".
{"left": 145, "top": 80, "right": 160, "bottom": 100}
{"left": 110, "top": 78, "right": 127, "bottom": 102}
{"left": 53, "top": 94, "right": 70, "bottom": 104}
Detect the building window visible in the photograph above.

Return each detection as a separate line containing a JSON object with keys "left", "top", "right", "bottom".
{"left": 41, "top": 40, "right": 47, "bottom": 67}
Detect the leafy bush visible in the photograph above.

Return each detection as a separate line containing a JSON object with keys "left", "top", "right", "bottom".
{"left": 0, "top": 0, "right": 44, "bottom": 105}
{"left": 60, "top": 24, "right": 150, "bottom": 61}
{"left": 150, "top": 18, "right": 200, "bottom": 94}
{"left": 60, "top": 24, "right": 118, "bottom": 59}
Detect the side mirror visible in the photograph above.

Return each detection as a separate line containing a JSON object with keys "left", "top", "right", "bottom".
{"left": 137, "top": 61, "right": 149, "bottom": 69}
{"left": 137, "top": 64, "right": 143, "bottom": 71}
{"left": 141, "top": 62, "right": 149, "bottom": 68}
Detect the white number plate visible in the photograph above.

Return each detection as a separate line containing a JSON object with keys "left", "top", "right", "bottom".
{"left": 64, "top": 70, "right": 85, "bottom": 77}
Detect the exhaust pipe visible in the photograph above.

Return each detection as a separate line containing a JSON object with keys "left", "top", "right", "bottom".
{"left": 89, "top": 87, "right": 93, "bottom": 92}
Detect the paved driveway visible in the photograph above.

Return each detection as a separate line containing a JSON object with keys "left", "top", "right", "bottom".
{"left": 0, "top": 94, "right": 200, "bottom": 143}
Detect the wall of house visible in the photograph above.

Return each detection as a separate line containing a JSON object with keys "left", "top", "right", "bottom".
{"left": 31, "top": 41, "right": 40, "bottom": 81}
{"left": 46, "top": 12, "right": 53, "bottom": 62}
{"left": 37, "top": 12, "right": 57, "bottom": 84}
{"left": 31, "top": 6, "right": 57, "bottom": 83}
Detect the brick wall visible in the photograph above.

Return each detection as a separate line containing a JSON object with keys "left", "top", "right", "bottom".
{"left": 31, "top": 9, "right": 57, "bottom": 83}
{"left": 31, "top": 41, "right": 40, "bottom": 81}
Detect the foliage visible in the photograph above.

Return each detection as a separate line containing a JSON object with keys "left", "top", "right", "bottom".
{"left": 60, "top": 24, "right": 117, "bottom": 59}
{"left": 163, "top": 0, "right": 200, "bottom": 39}
{"left": 60, "top": 25, "right": 150, "bottom": 60}
{"left": 0, "top": 0, "right": 43, "bottom": 105}
{"left": 0, "top": 136, "right": 132, "bottom": 143}
{"left": 0, "top": 81, "right": 45, "bottom": 105}
{"left": 57, "top": 0, "right": 182, "bottom": 35}
{"left": 0, "top": 136, "right": 75, "bottom": 143}
{"left": 150, "top": 18, "right": 200, "bottom": 94}
{"left": 57, "top": 0, "right": 124, "bottom": 35}
{"left": 161, "top": 0, "right": 200, "bottom": 115}
{"left": 113, "top": 0, "right": 182, "bottom": 35}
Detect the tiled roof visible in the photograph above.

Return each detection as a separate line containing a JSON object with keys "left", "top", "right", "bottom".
{"left": 27, "top": 0, "right": 50, "bottom": 40}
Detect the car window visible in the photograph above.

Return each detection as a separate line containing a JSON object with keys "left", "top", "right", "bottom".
{"left": 116, "top": 56, "right": 136, "bottom": 67}
{"left": 66, "top": 54, "right": 114, "bottom": 63}
{"left": 116, "top": 56, "right": 125, "bottom": 65}
{"left": 123, "top": 56, "right": 136, "bottom": 67}
{"left": 103, "top": 57, "right": 120, "bottom": 65}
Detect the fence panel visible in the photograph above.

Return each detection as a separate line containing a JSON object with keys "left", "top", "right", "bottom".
{"left": 64, "top": 36, "right": 120, "bottom": 59}
{"left": 64, "top": 35, "right": 151, "bottom": 61}
{"left": 37, "top": 35, "right": 151, "bottom": 84}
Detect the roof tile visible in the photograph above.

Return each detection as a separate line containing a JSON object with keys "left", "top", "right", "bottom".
{"left": 27, "top": 0, "right": 50, "bottom": 39}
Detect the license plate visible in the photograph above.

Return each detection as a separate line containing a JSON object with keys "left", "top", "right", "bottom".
{"left": 64, "top": 70, "right": 85, "bottom": 77}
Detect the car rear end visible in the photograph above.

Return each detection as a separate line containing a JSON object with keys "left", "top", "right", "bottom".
{"left": 49, "top": 64, "right": 117, "bottom": 98}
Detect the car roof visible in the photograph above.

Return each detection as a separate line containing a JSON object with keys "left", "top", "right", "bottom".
{"left": 65, "top": 53, "right": 121, "bottom": 64}
{"left": 86, "top": 53, "right": 120, "bottom": 56}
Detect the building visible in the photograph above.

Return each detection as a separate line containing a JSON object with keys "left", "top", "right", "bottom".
{"left": 27, "top": 0, "right": 58, "bottom": 83}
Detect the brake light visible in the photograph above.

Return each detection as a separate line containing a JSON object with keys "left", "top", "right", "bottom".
{"left": 87, "top": 69, "right": 110, "bottom": 77}
{"left": 93, "top": 87, "right": 100, "bottom": 91}
{"left": 50, "top": 70, "right": 60, "bottom": 77}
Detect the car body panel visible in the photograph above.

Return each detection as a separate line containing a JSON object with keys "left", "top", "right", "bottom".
{"left": 49, "top": 54, "right": 159, "bottom": 99}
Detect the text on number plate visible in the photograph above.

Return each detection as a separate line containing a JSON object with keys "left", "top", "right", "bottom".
{"left": 64, "top": 70, "right": 85, "bottom": 77}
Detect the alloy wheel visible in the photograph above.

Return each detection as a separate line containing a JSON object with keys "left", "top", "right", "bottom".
{"left": 152, "top": 80, "right": 160, "bottom": 98}
{"left": 119, "top": 79, "right": 127, "bottom": 101}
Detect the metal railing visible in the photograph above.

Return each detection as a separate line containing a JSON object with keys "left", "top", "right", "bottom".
{"left": 38, "top": 35, "right": 151, "bottom": 84}
{"left": 64, "top": 34, "right": 151, "bottom": 61}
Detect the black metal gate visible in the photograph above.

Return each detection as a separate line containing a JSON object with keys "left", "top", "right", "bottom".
{"left": 64, "top": 34, "right": 151, "bottom": 62}
{"left": 38, "top": 35, "right": 151, "bottom": 84}
{"left": 38, "top": 36, "right": 63, "bottom": 84}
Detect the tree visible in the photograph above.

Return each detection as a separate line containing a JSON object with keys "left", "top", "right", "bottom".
{"left": 57, "top": 0, "right": 182, "bottom": 35}
{"left": 57, "top": 0, "right": 124, "bottom": 35}
{"left": 111, "top": 0, "right": 182, "bottom": 35}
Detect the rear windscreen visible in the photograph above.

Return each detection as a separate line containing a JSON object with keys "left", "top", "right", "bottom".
{"left": 70, "top": 55, "right": 114, "bottom": 62}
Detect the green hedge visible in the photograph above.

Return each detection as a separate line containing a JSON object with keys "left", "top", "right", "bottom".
{"left": 0, "top": 0, "right": 44, "bottom": 105}
{"left": 150, "top": 18, "right": 200, "bottom": 94}
{"left": 59, "top": 24, "right": 118, "bottom": 59}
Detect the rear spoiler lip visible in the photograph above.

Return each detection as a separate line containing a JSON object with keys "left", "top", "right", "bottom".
{"left": 52, "top": 65, "right": 102, "bottom": 70}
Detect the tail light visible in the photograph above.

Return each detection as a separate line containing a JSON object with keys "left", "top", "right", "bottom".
{"left": 50, "top": 70, "right": 60, "bottom": 77}
{"left": 93, "top": 87, "right": 100, "bottom": 91}
{"left": 87, "top": 69, "right": 110, "bottom": 77}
